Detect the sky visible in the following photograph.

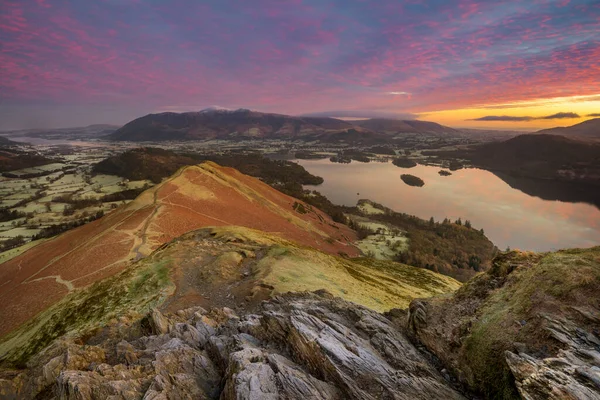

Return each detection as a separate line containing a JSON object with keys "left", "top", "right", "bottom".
{"left": 1, "top": 0, "right": 599, "bottom": 131}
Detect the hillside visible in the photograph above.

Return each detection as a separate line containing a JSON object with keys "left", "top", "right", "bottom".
{"left": 0, "top": 137, "right": 16, "bottom": 146}
{"left": 0, "top": 226, "right": 460, "bottom": 368}
{"left": 1, "top": 233, "right": 596, "bottom": 399}
{"left": 537, "top": 117, "right": 600, "bottom": 138}
{"left": 409, "top": 247, "right": 600, "bottom": 399}
{"left": 354, "top": 118, "right": 459, "bottom": 135}
{"left": 435, "top": 133, "right": 600, "bottom": 186}
{"left": 93, "top": 147, "right": 324, "bottom": 186}
{"left": 107, "top": 109, "right": 361, "bottom": 142}
{"left": 348, "top": 200, "right": 498, "bottom": 282}
{"left": 0, "top": 148, "right": 56, "bottom": 173}
{"left": 0, "top": 162, "right": 359, "bottom": 339}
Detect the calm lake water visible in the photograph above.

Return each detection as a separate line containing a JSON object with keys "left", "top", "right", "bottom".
{"left": 296, "top": 159, "right": 600, "bottom": 252}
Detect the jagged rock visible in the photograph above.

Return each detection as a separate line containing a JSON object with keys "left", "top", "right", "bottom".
{"left": 505, "top": 315, "right": 600, "bottom": 400}
{"left": 146, "top": 339, "right": 220, "bottom": 399}
{"left": 149, "top": 309, "right": 170, "bottom": 335}
{"left": 56, "top": 368, "right": 146, "bottom": 400}
{"left": 267, "top": 354, "right": 341, "bottom": 399}
{"left": 116, "top": 340, "right": 138, "bottom": 365}
{"left": 170, "top": 323, "right": 203, "bottom": 349}
{"left": 255, "top": 294, "right": 464, "bottom": 400}
{"left": 222, "top": 361, "right": 279, "bottom": 400}
{"left": 408, "top": 300, "right": 427, "bottom": 333}
{"left": 0, "top": 373, "right": 23, "bottom": 400}
{"left": 409, "top": 248, "right": 600, "bottom": 399}
{"left": 1, "top": 292, "right": 463, "bottom": 399}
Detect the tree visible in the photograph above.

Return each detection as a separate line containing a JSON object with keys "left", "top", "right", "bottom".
{"left": 429, "top": 217, "right": 435, "bottom": 226}
{"left": 464, "top": 220, "right": 472, "bottom": 228}
{"left": 455, "top": 218, "right": 462, "bottom": 226}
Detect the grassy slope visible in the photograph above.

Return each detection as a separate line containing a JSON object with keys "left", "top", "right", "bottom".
{"left": 0, "top": 226, "right": 460, "bottom": 367}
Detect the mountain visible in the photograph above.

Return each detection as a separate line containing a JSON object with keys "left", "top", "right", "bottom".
{"left": 435, "top": 133, "right": 600, "bottom": 186}
{"left": 106, "top": 109, "right": 459, "bottom": 142}
{"left": 536, "top": 117, "right": 600, "bottom": 138}
{"left": 0, "top": 148, "right": 56, "bottom": 173}
{"left": 107, "top": 109, "right": 361, "bottom": 142}
{"left": 354, "top": 118, "right": 460, "bottom": 135}
{"left": 0, "top": 162, "right": 360, "bottom": 340}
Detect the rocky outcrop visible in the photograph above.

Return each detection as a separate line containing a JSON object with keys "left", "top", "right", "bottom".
{"left": 409, "top": 248, "right": 600, "bottom": 399}
{"left": 1, "top": 292, "right": 463, "bottom": 399}
{"left": 505, "top": 314, "right": 600, "bottom": 400}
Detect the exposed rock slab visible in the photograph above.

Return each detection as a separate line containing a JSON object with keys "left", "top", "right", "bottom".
{"left": 1, "top": 292, "right": 463, "bottom": 399}
{"left": 408, "top": 248, "right": 600, "bottom": 399}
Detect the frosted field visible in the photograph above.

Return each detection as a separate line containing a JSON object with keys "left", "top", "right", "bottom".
{"left": 0, "top": 143, "right": 157, "bottom": 256}
{"left": 0, "top": 199, "right": 23, "bottom": 208}
{"left": 0, "top": 180, "right": 31, "bottom": 195}
{"left": 0, "top": 218, "right": 26, "bottom": 232}
{"left": 2, "top": 189, "right": 40, "bottom": 200}
{"left": 7, "top": 163, "right": 66, "bottom": 177}
{"left": 13, "top": 202, "right": 48, "bottom": 214}
{"left": 92, "top": 174, "right": 122, "bottom": 186}
{"left": 46, "top": 174, "right": 88, "bottom": 196}
{"left": 0, "top": 227, "right": 41, "bottom": 239}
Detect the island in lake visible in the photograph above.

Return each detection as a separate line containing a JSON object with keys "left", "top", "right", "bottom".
{"left": 392, "top": 157, "right": 417, "bottom": 168}
{"left": 439, "top": 170, "right": 452, "bottom": 176}
{"left": 401, "top": 174, "right": 425, "bottom": 187}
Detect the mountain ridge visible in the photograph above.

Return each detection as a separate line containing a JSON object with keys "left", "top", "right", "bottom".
{"left": 536, "top": 117, "right": 600, "bottom": 138}
{"left": 107, "top": 110, "right": 459, "bottom": 142}
{"left": 0, "top": 162, "right": 358, "bottom": 338}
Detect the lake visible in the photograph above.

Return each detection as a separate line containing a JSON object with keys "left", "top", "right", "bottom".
{"left": 296, "top": 159, "right": 600, "bottom": 252}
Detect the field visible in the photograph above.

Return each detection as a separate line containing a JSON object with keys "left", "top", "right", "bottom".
{"left": 0, "top": 143, "right": 153, "bottom": 253}
{"left": 349, "top": 216, "right": 409, "bottom": 259}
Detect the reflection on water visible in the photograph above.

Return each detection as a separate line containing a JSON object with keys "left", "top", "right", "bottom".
{"left": 296, "top": 159, "right": 600, "bottom": 252}
{"left": 491, "top": 172, "right": 600, "bottom": 209}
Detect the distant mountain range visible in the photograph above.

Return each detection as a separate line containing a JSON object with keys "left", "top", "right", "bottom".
{"left": 107, "top": 108, "right": 459, "bottom": 142}
{"left": 536, "top": 117, "right": 600, "bottom": 138}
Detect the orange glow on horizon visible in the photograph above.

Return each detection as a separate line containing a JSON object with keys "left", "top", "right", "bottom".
{"left": 417, "top": 94, "right": 600, "bottom": 131}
